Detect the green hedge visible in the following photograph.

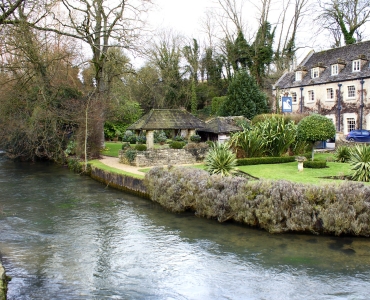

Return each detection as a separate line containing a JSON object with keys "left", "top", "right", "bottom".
{"left": 135, "top": 144, "right": 147, "bottom": 151}
{"left": 303, "top": 160, "right": 327, "bottom": 168}
{"left": 237, "top": 156, "right": 296, "bottom": 166}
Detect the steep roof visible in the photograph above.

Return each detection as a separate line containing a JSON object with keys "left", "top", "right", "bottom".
{"left": 275, "top": 40, "right": 370, "bottom": 89}
{"left": 199, "top": 116, "right": 245, "bottom": 134}
{"left": 127, "top": 109, "right": 205, "bottom": 130}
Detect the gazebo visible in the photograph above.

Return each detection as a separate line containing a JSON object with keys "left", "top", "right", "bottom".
{"left": 127, "top": 109, "right": 205, "bottom": 149}
{"left": 197, "top": 116, "right": 246, "bottom": 143}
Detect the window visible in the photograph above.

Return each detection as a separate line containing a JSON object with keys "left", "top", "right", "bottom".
{"left": 347, "top": 85, "right": 356, "bottom": 98}
{"left": 295, "top": 71, "right": 302, "bottom": 81}
{"left": 326, "top": 88, "right": 334, "bottom": 100}
{"left": 308, "top": 90, "right": 315, "bottom": 102}
{"left": 311, "top": 67, "right": 319, "bottom": 78}
{"left": 292, "top": 92, "right": 297, "bottom": 103}
{"left": 353, "top": 60, "right": 361, "bottom": 72}
{"left": 331, "top": 64, "right": 338, "bottom": 75}
{"left": 347, "top": 118, "right": 356, "bottom": 132}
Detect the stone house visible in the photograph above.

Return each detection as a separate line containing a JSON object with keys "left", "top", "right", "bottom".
{"left": 273, "top": 41, "right": 370, "bottom": 135}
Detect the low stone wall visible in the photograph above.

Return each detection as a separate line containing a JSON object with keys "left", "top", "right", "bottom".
{"left": 119, "top": 147, "right": 208, "bottom": 167}
{"left": 0, "top": 260, "right": 7, "bottom": 300}
{"left": 89, "top": 166, "right": 149, "bottom": 199}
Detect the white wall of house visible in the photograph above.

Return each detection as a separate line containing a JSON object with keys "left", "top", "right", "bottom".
{"left": 277, "top": 78, "right": 369, "bottom": 134}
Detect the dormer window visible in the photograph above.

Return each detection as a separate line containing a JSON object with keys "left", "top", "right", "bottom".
{"left": 353, "top": 59, "right": 361, "bottom": 72}
{"left": 295, "top": 71, "right": 302, "bottom": 81}
{"left": 311, "top": 67, "right": 319, "bottom": 78}
{"left": 331, "top": 64, "right": 338, "bottom": 75}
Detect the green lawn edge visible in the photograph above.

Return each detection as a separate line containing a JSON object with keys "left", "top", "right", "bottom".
{"left": 88, "top": 160, "right": 144, "bottom": 179}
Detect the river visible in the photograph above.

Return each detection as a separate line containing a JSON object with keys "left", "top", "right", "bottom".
{"left": 1, "top": 156, "right": 370, "bottom": 299}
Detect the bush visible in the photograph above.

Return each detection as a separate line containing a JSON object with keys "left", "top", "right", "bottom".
{"left": 237, "top": 156, "right": 295, "bottom": 166}
{"left": 122, "top": 131, "right": 137, "bottom": 144}
{"left": 124, "top": 149, "right": 137, "bottom": 163}
{"left": 135, "top": 144, "right": 147, "bottom": 151}
{"left": 169, "top": 141, "right": 186, "bottom": 149}
{"left": 190, "top": 134, "right": 201, "bottom": 143}
{"left": 334, "top": 145, "right": 351, "bottom": 163}
{"left": 144, "top": 167, "right": 370, "bottom": 236}
{"left": 154, "top": 131, "right": 167, "bottom": 144}
{"left": 173, "top": 135, "right": 185, "bottom": 142}
{"left": 122, "top": 142, "right": 131, "bottom": 150}
{"left": 303, "top": 160, "right": 327, "bottom": 168}
{"left": 349, "top": 145, "right": 370, "bottom": 182}
{"left": 205, "top": 142, "right": 237, "bottom": 176}
{"left": 67, "top": 157, "right": 83, "bottom": 173}
{"left": 136, "top": 135, "right": 146, "bottom": 144}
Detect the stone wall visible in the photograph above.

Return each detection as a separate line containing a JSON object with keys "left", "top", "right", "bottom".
{"left": 119, "top": 147, "right": 208, "bottom": 167}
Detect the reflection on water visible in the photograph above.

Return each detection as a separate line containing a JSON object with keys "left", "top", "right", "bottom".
{"left": 1, "top": 157, "right": 370, "bottom": 299}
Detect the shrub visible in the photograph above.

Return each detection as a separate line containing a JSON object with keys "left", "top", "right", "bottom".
{"left": 124, "top": 149, "right": 137, "bottom": 163}
{"left": 173, "top": 135, "right": 185, "bottom": 142}
{"left": 136, "top": 135, "right": 146, "bottom": 144}
{"left": 303, "top": 160, "right": 327, "bottom": 168}
{"left": 67, "top": 157, "right": 83, "bottom": 173}
{"left": 237, "top": 156, "right": 295, "bottom": 166}
{"left": 334, "top": 145, "right": 351, "bottom": 163}
{"left": 169, "top": 141, "right": 186, "bottom": 149}
{"left": 122, "top": 131, "right": 137, "bottom": 144}
{"left": 205, "top": 142, "right": 237, "bottom": 176}
{"left": 122, "top": 142, "right": 131, "bottom": 150}
{"left": 135, "top": 144, "right": 147, "bottom": 151}
{"left": 349, "top": 145, "right": 370, "bottom": 182}
{"left": 154, "top": 131, "right": 167, "bottom": 144}
{"left": 190, "top": 134, "right": 201, "bottom": 143}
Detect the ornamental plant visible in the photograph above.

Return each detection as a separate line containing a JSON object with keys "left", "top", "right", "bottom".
{"left": 334, "top": 146, "right": 351, "bottom": 163}
{"left": 349, "top": 144, "right": 370, "bottom": 182}
{"left": 205, "top": 142, "right": 237, "bottom": 176}
{"left": 297, "top": 114, "right": 336, "bottom": 160}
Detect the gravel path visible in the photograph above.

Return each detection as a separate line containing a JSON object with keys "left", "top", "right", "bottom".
{"left": 98, "top": 156, "right": 146, "bottom": 176}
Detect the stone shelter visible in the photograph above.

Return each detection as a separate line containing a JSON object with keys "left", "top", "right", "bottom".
{"left": 273, "top": 40, "right": 370, "bottom": 135}
{"left": 197, "top": 116, "right": 246, "bottom": 143}
{"left": 127, "top": 109, "right": 205, "bottom": 149}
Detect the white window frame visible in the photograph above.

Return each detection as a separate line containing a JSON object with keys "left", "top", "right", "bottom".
{"left": 311, "top": 67, "right": 319, "bottom": 78}
{"left": 291, "top": 92, "right": 297, "bottom": 103}
{"left": 326, "top": 88, "right": 334, "bottom": 101}
{"left": 347, "top": 118, "right": 356, "bottom": 133}
{"left": 295, "top": 71, "right": 302, "bottom": 81}
{"left": 347, "top": 85, "right": 356, "bottom": 99}
{"left": 331, "top": 64, "right": 338, "bottom": 75}
{"left": 308, "top": 90, "right": 315, "bottom": 102}
{"left": 353, "top": 60, "right": 361, "bottom": 72}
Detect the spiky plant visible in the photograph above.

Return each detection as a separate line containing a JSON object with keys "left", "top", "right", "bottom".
{"left": 205, "top": 142, "right": 237, "bottom": 176}
{"left": 349, "top": 145, "right": 370, "bottom": 182}
{"left": 334, "top": 145, "right": 351, "bottom": 163}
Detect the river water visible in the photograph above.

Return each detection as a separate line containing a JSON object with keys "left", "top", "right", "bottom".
{"left": 1, "top": 156, "right": 370, "bottom": 299}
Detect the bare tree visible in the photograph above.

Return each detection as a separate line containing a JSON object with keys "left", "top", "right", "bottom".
{"left": 317, "top": 0, "right": 370, "bottom": 45}
{"left": 0, "top": 0, "right": 25, "bottom": 24}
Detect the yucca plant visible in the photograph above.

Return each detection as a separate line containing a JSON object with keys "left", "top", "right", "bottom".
{"left": 349, "top": 145, "right": 370, "bottom": 182}
{"left": 334, "top": 145, "right": 351, "bottom": 163}
{"left": 229, "top": 128, "right": 265, "bottom": 158}
{"left": 205, "top": 142, "right": 238, "bottom": 176}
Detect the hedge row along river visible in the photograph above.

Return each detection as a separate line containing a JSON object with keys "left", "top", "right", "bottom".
{"left": 1, "top": 156, "right": 370, "bottom": 299}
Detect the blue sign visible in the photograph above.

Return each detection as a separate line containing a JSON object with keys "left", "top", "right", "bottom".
{"left": 282, "top": 96, "right": 292, "bottom": 112}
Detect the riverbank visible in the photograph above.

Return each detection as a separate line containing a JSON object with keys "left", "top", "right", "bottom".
{"left": 0, "top": 260, "right": 7, "bottom": 300}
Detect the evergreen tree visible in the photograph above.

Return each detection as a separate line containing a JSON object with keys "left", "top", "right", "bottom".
{"left": 220, "top": 69, "right": 269, "bottom": 119}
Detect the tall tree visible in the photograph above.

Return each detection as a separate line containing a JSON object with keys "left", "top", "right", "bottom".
{"left": 317, "top": 0, "right": 370, "bottom": 45}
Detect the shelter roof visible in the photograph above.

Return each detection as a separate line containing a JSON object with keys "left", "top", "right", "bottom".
{"left": 127, "top": 109, "right": 205, "bottom": 130}
{"left": 199, "top": 116, "right": 246, "bottom": 134}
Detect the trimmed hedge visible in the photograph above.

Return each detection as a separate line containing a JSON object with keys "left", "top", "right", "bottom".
{"left": 144, "top": 166, "right": 370, "bottom": 236}
{"left": 303, "top": 160, "right": 327, "bottom": 168}
{"left": 237, "top": 156, "right": 296, "bottom": 166}
{"left": 169, "top": 141, "right": 186, "bottom": 149}
{"left": 135, "top": 144, "right": 147, "bottom": 151}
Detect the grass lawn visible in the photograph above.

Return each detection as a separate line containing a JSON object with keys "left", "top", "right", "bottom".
{"left": 101, "top": 142, "right": 169, "bottom": 157}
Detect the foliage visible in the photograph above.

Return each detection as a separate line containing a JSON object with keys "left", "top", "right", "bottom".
{"left": 190, "top": 79, "right": 197, "bottom": 114}
{"left": 297, "top": 114, "right": 336, "bottom": 160}
{"left": 124, "top": 149, "right": 137, "bottom": 164}
{"left": 122, "top": 142, "right": 131, "bottom": 150}
{"left": 303, "top": 160, "right": 327, "bottom": 168}
{"left": 173, "top": 135, "right": 185, "bottom": 142}
{"left": 205, "top": 142, "right": 238, "bottom": 177}
{"left": 136, "top": 135, "right": 146, "bottom": 144}
{"left": 154, "top": 131, "right": 167, "bottom": 144}
{"left": 220, "top": 68, "right": 269, "bottom": 119}
{"left": 64, "top": 140, "right": 76, "bottom": 156}
{"left": 334, "top": 146, "right": 351, "bottom": 163}
{"left": 169, "top": 141, "right": 186, "bottom": 149}
{"left": 211, "top": 96, "right": 227, "bottom": 116}
{"left": 190, "top": 134, "right": 201, "bottom": 143}
{"left": 104, "top": 121, "right": 127, "bottom": 140}
{"left": 122, "top": 131, "right": 137, "bottom": 144}
{"left": 237, "top": 156, "right": 296, "bottom": 166}
{"left": 229, "top": 129, "right": 265, "bottom": 158}
{"left": 67, "top": 157, "right": 83, "bottom": 173}
{"left": 349, "top": 145, "right": 370, "bottom": 182}
{"left": 135, "top": 144, "right": 147, "bottom": 151}
{"left": 145, "top": 166, "right": 370, "bottom": 236}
